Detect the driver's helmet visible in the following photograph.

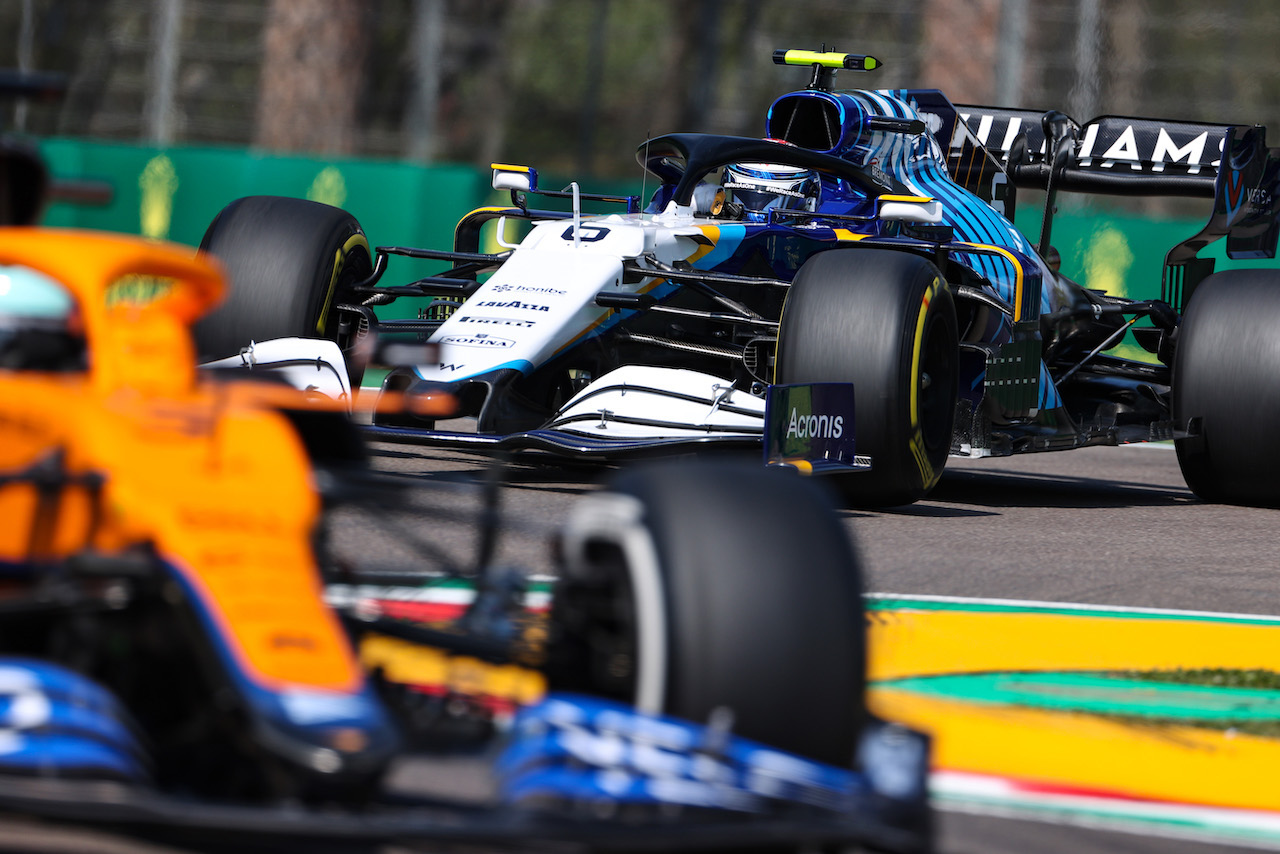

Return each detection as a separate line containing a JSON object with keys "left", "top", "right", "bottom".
{"left": 0, "top": 265, "right": 85, "bottom": 371}
{"left": 720, "top": 161, "right": 820, "bottom": 222}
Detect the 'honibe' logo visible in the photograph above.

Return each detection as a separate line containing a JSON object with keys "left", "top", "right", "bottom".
{"left": 787, "top": 408, "right": 843, "bottom": 439}
{"left": 491, "top": 283, "right": 566, "bottom": 295}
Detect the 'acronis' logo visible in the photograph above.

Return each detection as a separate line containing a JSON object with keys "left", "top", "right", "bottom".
{"left": 787, "top": 409, "right": 843, "bottom": 439}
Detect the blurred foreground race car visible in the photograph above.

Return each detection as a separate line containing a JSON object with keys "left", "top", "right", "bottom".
{"left": 200, "top": 48, "right": 1280, "bottom": 508}
{"left": 0, "top": 225, "right": 930, "bottom": 852}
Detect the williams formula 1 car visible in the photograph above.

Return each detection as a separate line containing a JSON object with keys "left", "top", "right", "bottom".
{"left": 197, "top": 48, "right": 1280, "bottom": 507}
{"left": 0, "top": 224, "right": 929, "bottom": 851}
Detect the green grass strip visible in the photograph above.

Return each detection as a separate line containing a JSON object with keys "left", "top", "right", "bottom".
{"left": 876, "top": 671, "right": 1280, "bottom": 720}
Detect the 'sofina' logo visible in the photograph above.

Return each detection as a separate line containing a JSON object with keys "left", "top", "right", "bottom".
{"left": 786, "top": 408, "right": 843, "bottom": 439}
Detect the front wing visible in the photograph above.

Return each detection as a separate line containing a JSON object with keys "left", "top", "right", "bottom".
{"left": 0, "top": 693, "right": 932, "bottom": 853}
{"left": 365, "top": 366, "right": 872, "bottom": 472}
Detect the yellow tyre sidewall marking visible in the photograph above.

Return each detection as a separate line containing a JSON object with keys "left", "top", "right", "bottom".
{"left": 907, "top": 277, "right": 941, "bottom": 489}
{"left": 317, "top": 232, "right": 371, "bottom": 336}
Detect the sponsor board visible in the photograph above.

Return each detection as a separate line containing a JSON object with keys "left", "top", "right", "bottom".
{"left": 764, "top": 382, "right": 857, "bottom": 468}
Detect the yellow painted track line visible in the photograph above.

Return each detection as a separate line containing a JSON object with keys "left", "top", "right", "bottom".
{"left": 868, "top": 609, "right": 1280, "bottom": 681}
{"left": 871, "top": 687, "right": 1280, "bottom": 812}
{"left": 868, "top": 604, "right": 1280, "bottom": 812}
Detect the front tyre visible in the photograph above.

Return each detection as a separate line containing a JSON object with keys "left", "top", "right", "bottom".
{"left": 551, "top": 460, "right": 865, "bottom": 768}
{"left": 1174, "top": 270, "right": 1280, "bottom": 506}
{"left": 776, "top": 249, "right": 958, "bottom": 507}
{"left": 195, "top": 195, "right": 374, "bottom": 389}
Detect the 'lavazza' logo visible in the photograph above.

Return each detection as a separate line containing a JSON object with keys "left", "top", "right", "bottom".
{"left": 787, "top": 408, "right": 843, "bottom": 439}
{"left": 477, "top": 300, "right": 550, "bottom": 312}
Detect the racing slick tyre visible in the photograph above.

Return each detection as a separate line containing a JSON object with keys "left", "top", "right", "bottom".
{"left": 552, "top": 460, "right": 864, "bottom": 768}
{"left": 776, "top": 249, "right": 958, "bottom": 507}
{"left": 1174, "top": 270, "right": 1280, "bottom": 506}
{"left": 195, "top": 195, "right": 374, "bottom": 389}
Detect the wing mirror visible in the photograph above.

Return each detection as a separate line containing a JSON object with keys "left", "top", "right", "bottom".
{"left": 491, "top": 164, "right": 538, "bottom": 193}
{"left": 877, "top": 194, "right": 942, "bottom": 224}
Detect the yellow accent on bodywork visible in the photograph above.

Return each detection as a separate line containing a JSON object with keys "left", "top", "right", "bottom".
{"left": 879, "top": 194, "right": 934, "bottom": 204}
{"left": 778, "top": 50, "right": 879, "bottom": 71}
{"left": 558, "top": 223, "right": 718, "bottom": 360}
{"left": 457, "top": 205, "right": 526, "bottom": 227}
{"left": 551, "top": 276, "right": 669, "bottom": 359}
{"left": 688, "top": 225, "right": 721, "bottom": 265}
{"left": 959, "top": 241, "right": 1027, "bottom": 322}
{"left": 360, "top": 633, "right": 546, "bottom": 705}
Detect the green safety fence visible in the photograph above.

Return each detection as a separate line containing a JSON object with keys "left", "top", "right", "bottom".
{"left": 37, "top": 138, "right": 490, "bottom": 321}
{"left": 38, "top": 138, "right": 487, "bottom": 250}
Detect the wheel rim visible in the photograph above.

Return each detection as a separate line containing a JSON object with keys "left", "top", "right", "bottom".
{"left": 918, "top": 309, "right": 956, "bottom": 454}
{"left": 329, "top": 248, "right": 373, "bottom": 385}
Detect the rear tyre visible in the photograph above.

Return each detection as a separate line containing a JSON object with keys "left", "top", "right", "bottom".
{"left": 552, "top": 460, "right": 865, "bottom": 768}
{"left": 1174, "top": 270, "right": 1280, "bottom": 505}
{"left": 195, "top": 195, "right": 373, "bottom": 389}
{"left": 776, "top": 249, "right": 958, "bottom": 507}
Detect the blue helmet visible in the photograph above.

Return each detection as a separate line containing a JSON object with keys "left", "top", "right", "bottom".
{"left": 721, "top": 161, "right": 820, "bottom": 222}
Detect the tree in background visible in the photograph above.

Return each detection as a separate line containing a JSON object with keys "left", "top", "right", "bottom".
{"left": 918, "top": 0, "right": 999, "bottom": 103}
{"left": 6, "top": 0, "right": 1280, "bottom": 178}
{"left": 254, "top": 0, "right": 369, "bottom": 154}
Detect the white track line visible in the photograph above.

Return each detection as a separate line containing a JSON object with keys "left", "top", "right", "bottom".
{"left": 865, "top": 592, "right": 1280, "bottom": 623}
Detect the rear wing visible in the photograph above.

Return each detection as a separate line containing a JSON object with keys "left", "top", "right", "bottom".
{"left": 954, "top": 106, "right": 1229, "bottom": 198}
{"left": 929, "top": 99, "right": 1280, "bottom": 310}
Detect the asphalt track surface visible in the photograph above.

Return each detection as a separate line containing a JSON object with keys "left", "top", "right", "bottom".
{"left": 4, "top": 441, "right": 1275, "bottom": 853}
{"left": 358, "top": 439, "right": 1277, "bottom": 854}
